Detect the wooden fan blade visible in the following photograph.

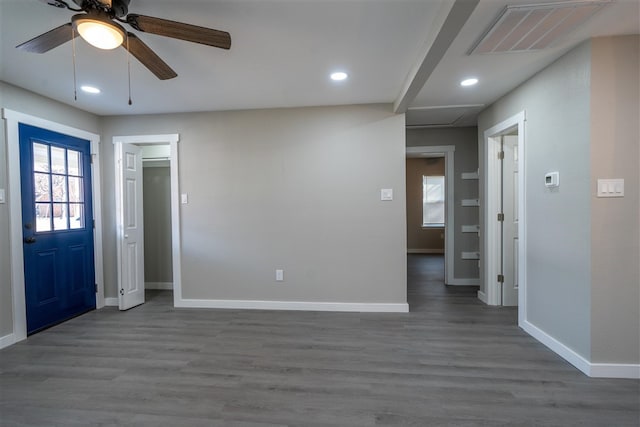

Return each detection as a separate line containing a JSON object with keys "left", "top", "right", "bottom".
{"left": 127, "top": 14, "right": 231, "bottom": 50}
{"left": 123, "top": 33, "right": 177, "bottom": 80}
{"left": 16, "top": 23, "right": 77, "bottom": 53}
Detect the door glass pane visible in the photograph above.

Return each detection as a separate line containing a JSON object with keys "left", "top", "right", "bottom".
{"left": 52, "top": 175, "right": 68, "bottom": 202}
{"left": 69, "top": 203, "right": 84, "bottom": 229}
{"left": 51, "top": 146, "right": 66, "bottom": 174}
{"left": 33, "top": 143, "right": 49, "bottom": 172}
{"left": 68, "top": 150, "right": 81, "bottom": 176}
{"left": 34, "top": 172, "right": 51, "bottom": 202}
{"left": 53, "top": 203, "right": 68, "bottom": 230}
{"left": 35, "top": 203, "right": 52, "bottom": 232}
{"left": 68, "top": 177, "right": 83, "bottom": 202}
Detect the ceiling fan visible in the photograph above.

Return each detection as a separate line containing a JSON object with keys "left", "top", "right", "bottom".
{"left": 17, "top": 0, "right": 232, "bottom": 80}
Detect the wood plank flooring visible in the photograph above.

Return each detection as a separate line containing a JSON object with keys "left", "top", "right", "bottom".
{"left": 1, "top": 254, "right": 638, "bottom": 426}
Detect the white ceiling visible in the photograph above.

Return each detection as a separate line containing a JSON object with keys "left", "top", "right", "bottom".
{"left": 1, "top": 0, "right": 638, "bottom": 124}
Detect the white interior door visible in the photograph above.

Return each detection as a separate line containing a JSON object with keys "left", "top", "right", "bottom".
{"left": 502, "top": 135, "right": 519, "bottom": 306}
{"left": 117, "top": 143, "right": 145, "bottom": 310}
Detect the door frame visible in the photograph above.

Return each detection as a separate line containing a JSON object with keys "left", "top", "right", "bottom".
{"left": 112, "top": 134, "right": 182, "bottom": 307}
{"left": 2, "top": 109, "right": 104, "bottom": 344}
{"left": 406, "top": 145, "right": 456, "bottom": 285}
{"left": 482, "top": 111, "right": 526, "bottom": 323}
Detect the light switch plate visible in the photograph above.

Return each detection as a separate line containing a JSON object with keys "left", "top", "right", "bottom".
{"left": 181, "top": 193, "right": 188, "bottom": 204}
{"left": 597, "top": 179, "right": 624, "bottom": 198}
{"left": 381, "top": 188, "right": 393, "bottom": 201}
{"left": 0, "top": 189, "right": 5, "bottom": 204}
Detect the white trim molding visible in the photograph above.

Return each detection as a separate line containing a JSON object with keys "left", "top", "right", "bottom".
{"left": 477, "top": 290, "right": 488, "bottom": 304}
{"left": 447, "top": 278, "right": 479, "bottom": 286}
{"left": 104, "top": 298, "right": 119, "bottom": 307}
{"left": 522, "top": 321, "right": 640, "bottom": 379}
{"left": 145, "top": 282, "right": 174, "bottom": 290}
{"left": 1, "top": 109, "right": 103, "bottom": 344}
{"left": 590, "top": 364, "right": 640, "bottom": 379}
{"left": 407, "top": 249, "right": 445, "bottom": 254}
{"left": 175, "top": 299, "right": 409, "bottom": 313}
{"left": 0, "top": 333, "right": 17, "bottom": 350}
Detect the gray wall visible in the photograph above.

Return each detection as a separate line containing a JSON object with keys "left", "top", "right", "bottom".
{"left": 478, "top": 41, "right": 593, "bottom": 359}
{"left": 478, "top": 36, "right": 640, "bottom": 365}
{"left": 406, "top": 127, "right": 479, "bottom": 280}
{"left": 406, "top": 157, "right": 445, "bottom": 252}
{"left": 142, "top": 166, "right": 173, "bottom": 284}
{"left": 0, "top": 82, "right": 100, "bottom": 338}
{"left": 589, "top": 36, "right": 639, "bottom": 364}
{"left": 102, "top": 104, "right": 408, "bottom": 304}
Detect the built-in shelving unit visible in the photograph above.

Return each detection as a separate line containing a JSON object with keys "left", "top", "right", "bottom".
{"left": 461, "top": 170, "right": 480, "bottom": 261}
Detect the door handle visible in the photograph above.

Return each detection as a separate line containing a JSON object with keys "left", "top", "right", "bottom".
{"left": 24, "top": 236, "right": 36, "bottom": 244}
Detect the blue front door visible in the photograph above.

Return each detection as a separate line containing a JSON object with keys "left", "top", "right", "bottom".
{"left": 19, "top": 123, "right": 96, "bottom": 334}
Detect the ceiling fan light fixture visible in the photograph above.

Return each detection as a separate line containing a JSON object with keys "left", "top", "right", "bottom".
{"left": 72, "top": 13, "right": 126, "bottom": 50}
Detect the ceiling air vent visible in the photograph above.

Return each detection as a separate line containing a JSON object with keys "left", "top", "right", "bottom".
{"left": 469, "top": 1, "right": 611, "bottom": 54}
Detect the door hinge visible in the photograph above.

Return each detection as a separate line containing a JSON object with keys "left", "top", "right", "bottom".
{"left": 497, "top": 274, "right": 504, "bottom": 283}
{"left": 497, "top": 213, "right": 504, "bottom": 221}
{"left": 90, "top": 154, "right": 94, "bottom": 164}
{"left": 498, "top": 151, "right": 504, "bottom": 160}
{"left": 94, "top": 283, "right": 98, "bottom": 293}
{"left": 93, "top": 219, "right": 95, "bottom": 229}
{"left": 119, "top": 288, "right": 125, "bottom": 296}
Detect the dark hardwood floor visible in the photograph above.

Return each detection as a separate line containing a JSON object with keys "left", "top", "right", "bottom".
{"left": 1, "top": 254, "right": 638, "bottom": 426}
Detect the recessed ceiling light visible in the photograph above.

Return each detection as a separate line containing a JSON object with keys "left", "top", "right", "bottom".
{"left": 460, "top": 78, "right": 478, "bottom": 87}
{"left": 330, "top": 72, "right": 348, "bottom": 81}
{"left": 81, "top": 85, "right": 101, "bottom": 94}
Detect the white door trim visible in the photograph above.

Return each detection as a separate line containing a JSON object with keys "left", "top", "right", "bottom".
{"left": 1, "top": 108, "right": 104, "bottom": 344}
{"left": 112, "top": 134, "right": 182, "bottom": 307}
{"left": 482, "top": 111, "right": 526, "bottom": 324}
{"left": 406, "top": 145, "right": 456, "bottom": 285}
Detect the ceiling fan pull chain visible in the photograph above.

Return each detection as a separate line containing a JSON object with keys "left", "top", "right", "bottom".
{"left": 127, "top": 35, "right": 132, "bottom": 105}
{"left": 71, "top": 24, "right": 78, "bottom": 101}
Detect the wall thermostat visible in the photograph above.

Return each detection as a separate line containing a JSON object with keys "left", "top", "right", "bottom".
{"left": 544, "top": 172, "right": 559, "bottom": 188}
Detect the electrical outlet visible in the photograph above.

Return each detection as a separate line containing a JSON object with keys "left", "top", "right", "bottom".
{"left": 275, "top": 269, "right": 284, "bottom": 281}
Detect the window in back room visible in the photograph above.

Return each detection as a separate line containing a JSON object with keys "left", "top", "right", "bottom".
{"left": 422, "top": 175, "right": 445, "bottom": 227}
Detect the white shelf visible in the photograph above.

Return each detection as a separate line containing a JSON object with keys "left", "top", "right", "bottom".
{"left": 461, "top": 251, "right": 480, "bottom": 260}
{"left": 462, "top": 225, "right": 480, "bottom": 233}
{"left": 461, "top": 171, "right": 479, "bottom": 180}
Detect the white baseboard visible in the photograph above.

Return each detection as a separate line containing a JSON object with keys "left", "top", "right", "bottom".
{"left": 590, "top": 363, "right": 640, "bottom": 379}
{"left": 521, "top": 320, "right": 640, "bottom": 379}
{"left": 0, "top": 333, "right": 16, "bottom": 350}
{"left": 446, "top": 278, "right": 479, "bottom": 286}
{"left": 407, "top": 249, "right": 444, "bottom": 254}
{"left": 145, "top": 282, "right": 173, "bottom": 290}
{"left": 477, "top": 290, "right": 487, "bottom": 304}
{"left": 104, "top": 297, "right": 119, "bottom": 307}
{"left": 175, "top": 298, "right": 409, "bottom": 313}
{"left": 521, "top": 320, "right": 591, "bottom": 376}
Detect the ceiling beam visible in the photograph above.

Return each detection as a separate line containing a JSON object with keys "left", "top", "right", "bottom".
{"left": 394, "top": 0, "right": 480, "bottom": 114}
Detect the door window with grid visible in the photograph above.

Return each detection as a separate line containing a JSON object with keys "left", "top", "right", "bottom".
{"left": 32, "top": 142, "right": 85, "bottom": 232}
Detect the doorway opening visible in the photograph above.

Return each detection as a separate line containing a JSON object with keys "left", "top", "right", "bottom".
{"left": 113, "top": 134, "right": 181, "bottom": 311}
{"left": 406, "top": 146, "right": 454, "bottom": 287}
{"left": 482, "top": 111, "right": 526, "bottom": 324}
